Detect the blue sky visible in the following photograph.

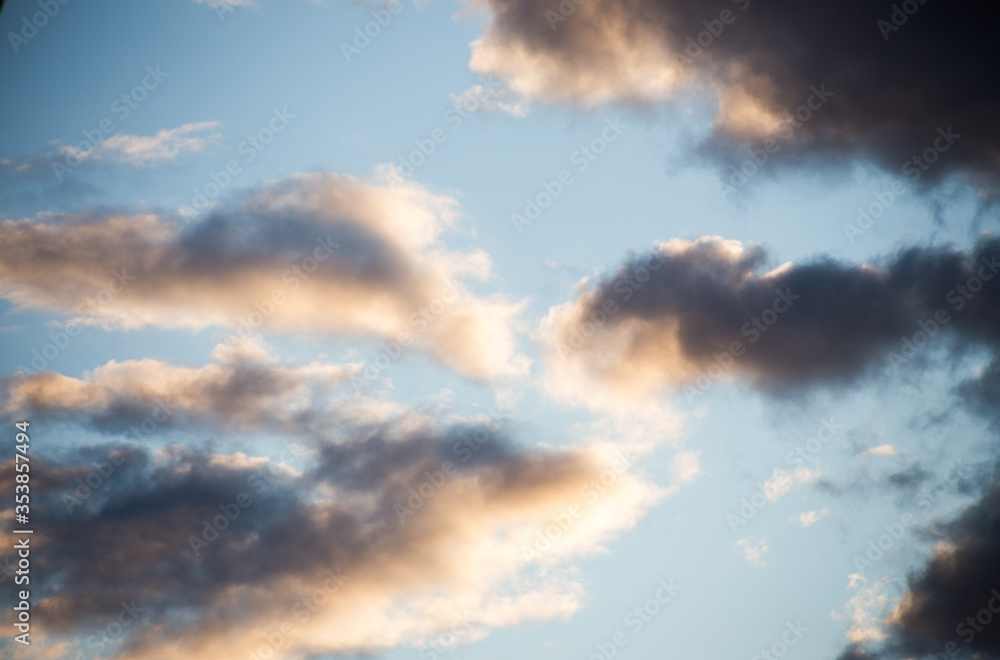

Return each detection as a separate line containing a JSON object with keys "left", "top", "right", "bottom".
{"left": 1, "top": 1, "right": 999, "bottom": 659}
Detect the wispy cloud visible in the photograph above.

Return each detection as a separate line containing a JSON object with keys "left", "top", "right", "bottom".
{"left": 792, "top": 508, "right": 830, "bottom": 527}
{"left": 93, "top": 121, "right": 222, "bottom": 165}
{"left": 864, "top": 445, "right": 899, "bottom": 457}
{"left": 1, "top": 121, "right": 221, "bottom": 179}
{"left": 734, "top": 536, "right": 768, "bottom": 568}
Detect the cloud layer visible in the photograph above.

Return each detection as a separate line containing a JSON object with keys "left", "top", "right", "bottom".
{"left": 2, "top": 338, "right": 360, "bottom": 438}
{"left": 539, "top": 235, "right": 1000, "bottom": 401}
{"left": 0, "top": 172, "right": 529, "bottom": 381}
{"left": 536, "top": 235, "right": 1000, "bottom": 660}
{"left": 470, "top": 0, "right": 1000, "bottom": 184}
{"left": 0, "top": 344, "right": 662, "bottom": 659}
{"left": 0, "top": 426, "right": 657, "bottom": 659}
{"left": 838, "top": 471, "right": 1000, "bottom": 660}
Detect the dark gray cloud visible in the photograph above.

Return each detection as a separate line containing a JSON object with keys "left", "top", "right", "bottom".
{"left": 837, "top": 471, "right": 1000, "bottom": 660}
{"left": 542, "top": 236, "right": 1000, "bottom": 396}
{"left": 959, "top": 357, "right": 1000, "bottom": 423}
{"left": 473, "top": 0, "right": 1000, "bottom": 186}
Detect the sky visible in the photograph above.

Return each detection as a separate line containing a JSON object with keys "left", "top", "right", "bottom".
{"left": 0, "top": 0, "right": 998, "bottom": 659}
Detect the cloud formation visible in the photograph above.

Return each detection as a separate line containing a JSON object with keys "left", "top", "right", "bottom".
{"left": 469, "top": 0, "right": 1000, "bottom": 184}
{"left": 2, "top": 338, "right": 359, "bottom": 438}
{"left": 1, "top": 121, "right": 221, "bottom": 177}
{"left": 837, "top": 472, "right": 1000, "bottom": 660}
{"left": 0, "top": 338, "right": 679, "bottom": 658}
{"left": 0, "top": 172, "right": 530, "bottom": 381}
{"left": 0, "top": 417, "right": 661, "bottom": 659}
{"left": 531, "top": 236, "right": 1000, "bottom": 660}
{"left": 539, "top": 235, "right": 1000, "bottom": 401}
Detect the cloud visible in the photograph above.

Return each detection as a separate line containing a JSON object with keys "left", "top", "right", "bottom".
{"left": 836, "top": 575, "right": 900, "bottom": 647}
{"left": 538, "top": 235, "right": 1000, "bottom": 400}
{"left": 793, "top": 508, "right": 830, "bottom": 527}
{"left": 0, "top": 417, "right": 663, "bottom": 658}
{"left": 467, "top": 0, "right": 1000, "bottom": 185}
{"left": 764, "top": 467, "right": 818, "bottom": 503}
{"left": 192, "top": 0, "right": 252, "bottom": 10}
{"left": 865, "top": 445, "right": 899, "bottom": 457}
{"left": 2, "top": 338, "right": 361, "bottom": 438}
{"left": 734, "top": 536, "right": 767, "bottom": 568}
{"left": 0, "top": 334, "right": 682, "bottom": 658}
{"left": 0, "top": 172, "right": 530, "bottom": 381}
{"left": 835, "top": 473, "right": 1000, "bottom": 660}
{"left": 451, "top": 84, "right": 528, "bottom": 118}
{"left": 959, "top": 358, "right": 1000, "bottom": 423}
{"left": 468, "top": 0, "right": 683, "bottom": 107}
{"left": 2, "top": 121, "right": 221, "bottom": 175}
{"left": 94, "top": 121, "right": 222, "bottom": 165}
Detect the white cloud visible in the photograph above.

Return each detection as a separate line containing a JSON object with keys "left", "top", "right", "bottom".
{"left": 863, "top": 445, "right": 898, "bottom": 457}
{"left": 792, "top": 508, "right": 830, "bottom": 527}
{"left": 763, "top": 467, "right": 819, "bottom": 503}
{"left": 192, "top": 0, "right": 252, "bottom": 8}
{"left": 94, "top": 121, "right": 221, "bottom": 165}
{"left": 734, "top": 537, "right": 768, "bottom": 568}
{"left": 451, "top": 84, "right": 528, "bottom": 118}
{"left": 835, "top": 575, "right": 902, "bottom": 645}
